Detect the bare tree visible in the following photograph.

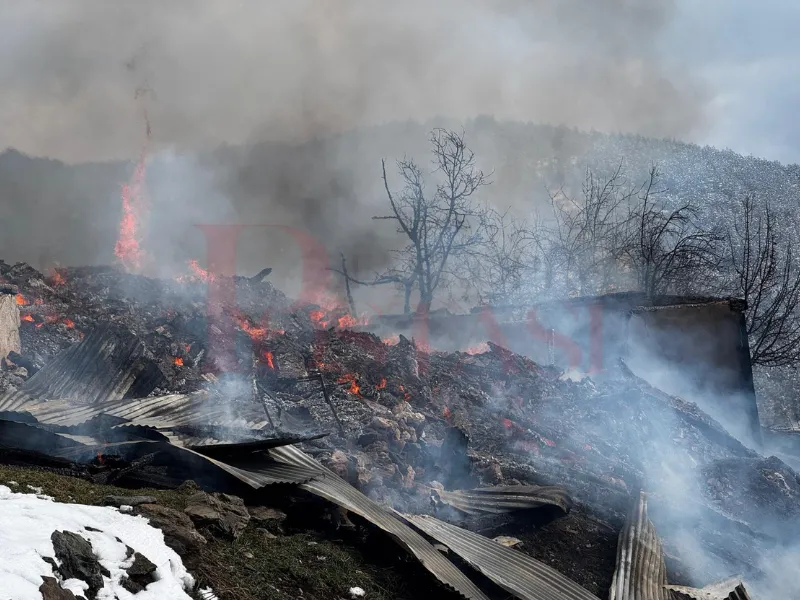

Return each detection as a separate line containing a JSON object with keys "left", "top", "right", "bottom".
{"left": 621, "top": 166, "right": 723, "bottom": 298}
{"left": 727, "top": 195, "right": 800, "bottom": 367}
{"left": 544, "top": 164, "right": 633, "bottom": 296}
{"left": 371, "top": 128, "right": 491, "bottom": 313}
{"left": 466, "top": 207, "right": 535, "bottom": 305}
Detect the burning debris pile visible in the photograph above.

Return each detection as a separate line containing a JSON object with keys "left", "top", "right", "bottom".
{"left": 0, "top": 261, "right": 795, "bottom": 598}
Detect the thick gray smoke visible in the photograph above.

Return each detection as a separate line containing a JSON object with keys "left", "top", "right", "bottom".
{"left": 0, "top": 1, "right": 710, "bottom": 304}
{"left": 0, "top": 0, "right": 705, "bottom": 161}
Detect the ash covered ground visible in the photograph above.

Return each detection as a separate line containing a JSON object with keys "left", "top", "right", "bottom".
{"left": 1, "top": 260, "right": 799, "bottom": 598}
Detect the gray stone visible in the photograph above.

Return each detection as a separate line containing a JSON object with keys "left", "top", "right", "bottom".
{"left": 184, "top": 491, "right": 250, "bottom": 539}
{"left": 120, "top": 551, "right": 157, "bottom": 594}
{"left": 50, "top": 530, "right": 109, "bottom": 600}
{"left": 103, "top": 495, "right": 157, "bottom": 508}
{"left": 137, "top": 504, "right": 207, "bottom": 555}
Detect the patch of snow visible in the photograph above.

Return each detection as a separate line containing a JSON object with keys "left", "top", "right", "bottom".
{"left": 349, "top": 586, "right": 366, "bottom": 598}
{"left": 198, "top": 587, "right": 220, "bottom": 600}
{"left": 119, "top": 504, "right": 134, "bottom": 513}
{"left": 26, "top": 485, "right": 43, "bottom": 494}
{"left": 6, "top": 480, "right": 17, "bottom": 486}
{"left": 0, "top": 485, "right": 195, "bottom": 600}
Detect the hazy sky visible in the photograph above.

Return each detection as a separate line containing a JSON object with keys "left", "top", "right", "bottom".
{"left": 669, "top": 0, "right": 800, "bottom": 163}
{"left": 0, "top": 0, "right": 796, "bottom": 164}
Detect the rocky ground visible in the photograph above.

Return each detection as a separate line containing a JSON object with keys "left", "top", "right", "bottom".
{"left": 1, "top": 260, "right": 800, "bottom": 598}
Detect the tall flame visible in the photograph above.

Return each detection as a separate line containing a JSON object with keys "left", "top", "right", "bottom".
{"left": 114, "top": 110, "right": 151, "bottom": 272}
{"left": 114, "top": 152, "right": 148, "bottom": 272}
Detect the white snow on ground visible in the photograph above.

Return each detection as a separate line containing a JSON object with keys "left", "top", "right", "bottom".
{"left": 0, "top": 485, "right": 195, "bottom": 600}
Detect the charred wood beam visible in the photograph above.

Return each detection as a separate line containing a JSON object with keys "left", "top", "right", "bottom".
{"left": 249, "top": 267, "right": 273, "bottom": 282}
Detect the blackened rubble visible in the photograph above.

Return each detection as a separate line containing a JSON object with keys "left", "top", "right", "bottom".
{"left": 0, "top": 261, "right": 798, "bottom": 598}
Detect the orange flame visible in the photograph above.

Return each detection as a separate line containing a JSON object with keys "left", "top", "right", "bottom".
{"left": 15, "top": 294, "right": 26, "bottom": 306}
{"left": 114, "top": 152, "right": 148, "bottom": 272}
{"left": 337, "top": 373, "right": 361, "bottom": 396}
{"left": 187, "top": 259, "right": 215, "bottom": 282}
{"left": 21, "top": 315, "right": 34, "bottom": 323}
{"left": 62, "top": 319, "right": 75, "bottom": 329}
{"left": 465, "top": 342, "right": 490, "bottom": 355}
{"left": 337, "top": 314, "right": 358, "bottom": 328}
{"left": 382, "top": 335, "right": 400, "bottom": 346}
{"left": 174, "top": 357, "right": 184, "bottom": 366}
{"left": 263, "top": 351, "right": 275, "bottom": 369}
{"left": 51, "top": 270, "right": 66, "bottom": 286}
{"left": 376, "top": 377, "right": 387, "bottom": 390}
{"left": 233, "top": 314, "right": 268, "bottom": 341}
{"left": 309, "top": 310, "right": 329, "bottom": 328}
{"left": 416, "top": 341, "right": 432, "bottom": 353}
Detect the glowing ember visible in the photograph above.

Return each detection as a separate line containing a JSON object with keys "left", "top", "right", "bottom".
{"left": 51, "top": 270, "right": 66, "bottom": 286}
{"left": 34, "top": 298, "right": 44, "bottom": 306}
{"left": 502, "top": 418, "right": 514, "bottom": 430}
{"left": 174, "top": 357, "right": 184, "bottom": 366}
{"left": 263, "top": 351, "right": 275, "bottom": 369}
{"left": 187, "top": 259, "right": 215, "bottom": 282}
{"left": 376, "top": 378, "right": 387, "bottom": 390}
{"left": 15, "top": 294, "right": 26, "bottom": 306}
{"left": 233, "top": 314, "right": 268, "bottom": 341}
{"left": 337, "top": 373, "right": 361, "bottom": 396}
{"left": 96, "top": 453, "right": 104, "bottom": 465}
{"left": 62, "top": 319, "right": 75, "bottom": 329}
{"left": 381, "top": 335, "right": 400, "bottom": 346}
{"left": 442, "top": 406, "right": 451, "bottom": 419}
{"left": 465, "top": 342, "right": 490, "bottom": 355}
{"left": 21, "top": 315, "right": 34, "bottom": 323}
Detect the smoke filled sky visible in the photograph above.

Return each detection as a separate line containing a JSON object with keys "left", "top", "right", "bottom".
{"left": 0, "top": 0, "right": 796, "bottom": 164}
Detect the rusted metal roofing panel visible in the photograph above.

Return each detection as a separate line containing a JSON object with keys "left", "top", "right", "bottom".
{"left": 609, "top": 491, "right": 671, "bottom": 600}
{"left": 405, "top": 514, "right": 600, "bottom": 600}
{"left": 665, "top": 578, "right": 752, "bottom": 600}
{"left": 433, "top": 485, "right": 572, "bottom": 516}
{"left": 260, "top": 444, "right": 491, "bottom": 600}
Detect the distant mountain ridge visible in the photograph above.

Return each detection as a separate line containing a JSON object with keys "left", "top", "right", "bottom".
{"left": 1, "top": 119, "right": 798, "bottom": 274}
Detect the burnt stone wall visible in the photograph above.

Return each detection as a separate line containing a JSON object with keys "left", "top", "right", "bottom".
{"left": 625, "top": 302, "right": 760, "bottom": 443}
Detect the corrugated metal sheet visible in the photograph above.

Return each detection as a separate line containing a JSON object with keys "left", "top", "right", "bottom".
{"left": 0, "top": 420, "right": 87, "bottom": 455}
{"left": 259, "top": 444, "right": 491, "bottom": 600}
{"left": 665, "top": 578, "right": 752, "bottom": 600}
{"left": 0, "top": 392, "right": 268, "bottom": 431}
{"left": 0, "top": 324, "right": 165, "bottom": 410}
{"left": 433, "top": 485, "right": 572, "bottom": 515}
{"left": 609, "top": 491, "right": 671, "bottom": 600}
{"left": 54, "top": 439, "right": 319, "bottom": 488}
{"left": 404, "top": 514, "right": 600, "bottom": 600}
